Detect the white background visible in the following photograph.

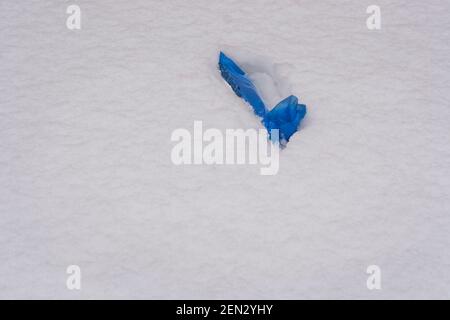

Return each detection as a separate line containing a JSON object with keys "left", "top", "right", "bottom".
{"left": 0, "top": 0, "right": 449, "bottom": 299}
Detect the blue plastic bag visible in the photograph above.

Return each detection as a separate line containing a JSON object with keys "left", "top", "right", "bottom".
{"left": 219, "top": 52, "right": 307, "bottom": 145}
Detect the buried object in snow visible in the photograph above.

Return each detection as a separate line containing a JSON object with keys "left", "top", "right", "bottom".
{"left": 218, "top": 52, "right": 307, "bottom": 146}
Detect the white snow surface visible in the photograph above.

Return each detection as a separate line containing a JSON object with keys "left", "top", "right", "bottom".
{"left": 1, "top": 0, "right": 449, "bottom": 299}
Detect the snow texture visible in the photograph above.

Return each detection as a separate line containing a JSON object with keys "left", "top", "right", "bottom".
{"left": 0, "top": 0, "right": 449, "bottom": 299}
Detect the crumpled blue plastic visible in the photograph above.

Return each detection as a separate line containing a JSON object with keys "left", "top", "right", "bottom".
{"left": 219, "top": 52, "right": 307, "bottom": 145}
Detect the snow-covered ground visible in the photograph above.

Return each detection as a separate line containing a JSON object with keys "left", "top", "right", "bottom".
{"left": 1, "top": 0, "right": 449, "bottom": 299}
